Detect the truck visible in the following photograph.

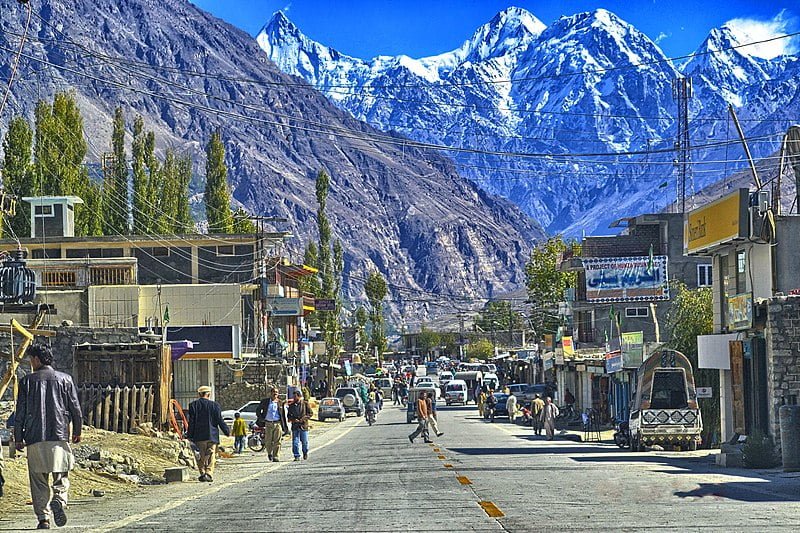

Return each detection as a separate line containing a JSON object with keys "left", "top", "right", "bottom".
{"left": 629, "top": 349, "right": 702, "bottom": 451}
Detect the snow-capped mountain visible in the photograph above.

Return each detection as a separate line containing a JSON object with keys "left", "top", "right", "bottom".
{"left": 259, "top": 7, "right": 799, "bottom": 235}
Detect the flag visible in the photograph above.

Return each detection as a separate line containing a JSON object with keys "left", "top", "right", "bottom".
{"left": 163, "top": 305, "right": 170, "bottom": 324}
{"left": 647, "top": 243, "right": 654, "bottom": 275}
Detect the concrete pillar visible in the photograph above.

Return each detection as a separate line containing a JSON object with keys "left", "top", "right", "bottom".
{"left": 719, "top": 369, "right": 734, "bottom": 441}
{"left": 779, "top": 405, "right": 800, "bottom": 472}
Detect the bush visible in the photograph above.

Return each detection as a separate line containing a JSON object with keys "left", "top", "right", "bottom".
{"left": 742, "top": 431, "right": 779, "bottom": 469}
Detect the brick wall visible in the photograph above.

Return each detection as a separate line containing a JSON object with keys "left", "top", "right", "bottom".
{"left": 766, "top": 295, "right": 800, "bottom": 444}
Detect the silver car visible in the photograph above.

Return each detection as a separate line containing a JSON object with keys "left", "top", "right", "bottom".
{"left": 318, "top": 397, "right": 345, "bottom": 422}
{"left": 221, "top": 400, "right": 261, "bottom": 425}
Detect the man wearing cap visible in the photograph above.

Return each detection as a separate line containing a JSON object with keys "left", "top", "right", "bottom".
{"left": 256, "top": 387, "right": 288, "bottom": 462}
{"left": 287, "top": 389, "right": 313, "bottom": 461}
{"left": 14, "top": 343, "right": 82, "bottom": 530}
{"left": 187, "top": 386, "right": 230, "bottom": 482}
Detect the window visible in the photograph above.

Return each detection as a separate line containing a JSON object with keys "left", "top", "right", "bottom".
{"left": 42, "top": 271, "right": 76, "bottom": 287}
{"left": 625, "top": 307, "right": 649, "bottom": 318}
{"left": 697, "top": 264, "right": 713, "bottom": 287}
{"left": 89, "top": 267, "right": 132, "bottom": 286}
{"left": 34, "top": 205, "right": 53, "bottom": 217}
{"left": 216, "top": 245, "right": 235, "bottom": 256}
{"left": 151, "top": 247, "right": 170, "bottom": 257}
{"left": 736, "top": 249, "right": 747, "bottom": 293}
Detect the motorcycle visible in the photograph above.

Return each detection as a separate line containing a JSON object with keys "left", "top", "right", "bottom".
{"left": 613, "top": 420, "right": 631, "bottom": 449}
{"left": 247, "top": 421, "right": 266, "bottom": 452}
{"left": 366, "top": 403, "right": 378, "bottom": 426}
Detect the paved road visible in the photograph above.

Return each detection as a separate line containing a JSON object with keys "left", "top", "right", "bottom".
{"left": 2, "top": 400, "right": 800, "bottom": 531}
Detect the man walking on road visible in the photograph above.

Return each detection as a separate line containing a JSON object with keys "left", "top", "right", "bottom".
{"left": 256, "top": 388, "right": 288, "bottom": 462}
{"left": 507, "top": 391, "right": 518, "bottom": 423}
{"left": 531, "top": 394, "right": 545, "bottom": 435}
{"left": 14, "top": 343, "right": 82, "bottom": 529}
{"left": 408, "top": 392, "right": 432, "bottom": 443}
{"left": 287, "top": 390, "right": 313, "bottom": 461}
{"left": 426, "top": 393, "right": 443, "bottom": 437}
{"left": 540, "top": 397, "right": 560, "bottom": 440}
{"left": 187, "top": 386, "right": 230, "bottom": 482}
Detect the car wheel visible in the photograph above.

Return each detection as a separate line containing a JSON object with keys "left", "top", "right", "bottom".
{"left": 339, "top": 415, "right": 345, "bottom": 422}
{"left": 319, "top": 416, "right": 325, "bottom": 422}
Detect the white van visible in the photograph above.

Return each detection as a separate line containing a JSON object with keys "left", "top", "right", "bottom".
{"left": 482, "top": 372, "right": 500, "bottom": 391}
{"left": 444, "top": 379, "right": 468, "bottom": 405}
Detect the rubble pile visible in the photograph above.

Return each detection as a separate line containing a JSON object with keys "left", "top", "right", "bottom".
{"left": 72, "top": 444, "right": 161, "bottom": 485}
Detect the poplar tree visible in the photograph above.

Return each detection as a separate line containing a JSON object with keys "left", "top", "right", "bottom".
{"left": 103, "top": 107, "right": 129, "bottom": 234}
{"left": 131, "top": 116, "right": 148, "bottom": 234}
{"left": 174, "top": 153, "right": 194, "bottom": 233}
{"left": 315, "top": 169, "right": 336, "bottom": 356}
{"left": 365, "top": 270, "right": 388, "bottom": 359}
{"left": 1, "top": 116, "right": 34, "bottom": 238}
{"left": 204, "top": 130, "right": 233, "bottom": 233}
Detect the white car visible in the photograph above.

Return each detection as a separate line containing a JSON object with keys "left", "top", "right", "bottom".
{"left": 414, "top": 381, "right": 441, "bottom": 401}
{"left": 221, "top": 400, "right": 261, "bottom": 425}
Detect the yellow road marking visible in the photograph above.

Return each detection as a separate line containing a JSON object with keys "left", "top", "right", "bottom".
{"left": 443, "top": 464, "right": 453, "bottom": 468}
{"left": 433, "top": 447, "right": 441, "bottom": 452}
{"left": 94, "top": 418, "right": 363, "bottom": 532}
{"left": 456, "top": 476, "right": 472, "bottom": 485}
{"left": 479, "top": 501, "right": 504, "bottom": 517}
{"left": 437, "top": 454, "right": 446, "bottom": 459}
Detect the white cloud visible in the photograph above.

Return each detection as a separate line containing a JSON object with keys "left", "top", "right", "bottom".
{"left": 282, "top": 2, "right": 292, "bottom": 14}
{"left": 723, "top": 10, "right": 799, "bottom": 59}
{"left": 655, "top": 31, "right": 670, "bottom": 44}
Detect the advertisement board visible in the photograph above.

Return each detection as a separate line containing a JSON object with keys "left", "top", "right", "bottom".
{"left": 562, "top": 336, "right": 575, "bottom": 356}
{"left": 684, "top": 188, "right": 749, "bottom": 255}
{"left": 727, "top": 293, "right": 753, "bottom": 331}
{"left": 621, "top": 331, "right": 644, "bottom": 368}
{"left": 583, "top": 256, "right": 669, "bottom": 303}
{"left": 605, "top": 350, "right": 623, "bottom": 373}
{"left": 267, "top": 297, "right": 302, "bottom": 316}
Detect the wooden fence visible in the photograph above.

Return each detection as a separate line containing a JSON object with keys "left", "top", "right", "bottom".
{"left": 77, "top": 384, "right": 156, "bottom": 433}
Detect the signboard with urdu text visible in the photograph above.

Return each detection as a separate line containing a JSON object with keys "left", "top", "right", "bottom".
{"left": 583, "top": 256, "right": 669, "bottom": 303}
{"left": 727, "top": 293, "right": 753, "bottom": 331}
{"left": 621, "top": 331, "right": 645, "bottom": 368}
{"left": 684, "top": 188, "right": 749, "bottom": 255}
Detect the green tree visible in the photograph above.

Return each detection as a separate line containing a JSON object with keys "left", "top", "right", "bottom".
{"left": 416, "top": 326, "right": 442, "bottom": 357}
{"left": 354, "top": 306, "right": 368, "bottom": 350}
{"left": 468, "top": 338, "right": 494, "bottom": 359}
{"left": 131, "top": 116, "right": 150, "bottom": 234}
{"left": 204, "top": 130, "right": 233, "bottom": 233}
{"left": 476, "top": 301, "right": 523, "bottom": 334}
{"left": 525, "top": 236, "right": 576, "bottom": 337}
{"left": 365, "top": 270, "right": 388, "bottom": 359}
{"left": 232, "top": 208, "right": 257, "bottom": 233}
{"left": 314, "top": 169, "right": 337, "bottom": 358}
{"left": 1, "top": 116, "right": 34, "bottom": 238}
{"left": 103, "top": 107, "right": 129, "bottom": 235}
{"left": 666, "top": 281, "right": 718, "bottom": 447}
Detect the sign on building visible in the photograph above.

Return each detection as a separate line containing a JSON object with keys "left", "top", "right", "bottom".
{"left": 267, "top": 297, "right": 302, "bottom": 316}
{"left": 621, "top": 331, "right": 644, "bottom": 368}
{"left": 605, "top": 350, "right": 623, "bottom": 373}
{"left": 314, "top": 298, "right": 336, "bottom": 311}
{"left": 684, "top": 188, "right": 749, "bottom": 255}
{"left": 696, "top": 387, "right": 713, "bottom": 398}
{"left": 583, "top": 256, "right": 669, "bottom": 303}
{"left": 727, "top": 293, "right": 753, "bottom": 331}
{"left": 562, "top": 336, "right": 575, "bottom": 356}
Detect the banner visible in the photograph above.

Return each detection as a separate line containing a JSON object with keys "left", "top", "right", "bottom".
{"left": 583, "top": 256, "right": 669, "bottom": 303}
{"left": 621, "top": 331, "right": 644, "bottom": 368}
{"left": 562, "top": 336, "right": 574, "bottom": 357}
{"left": 605, "top": 351, "right": 623, "bottom": 373}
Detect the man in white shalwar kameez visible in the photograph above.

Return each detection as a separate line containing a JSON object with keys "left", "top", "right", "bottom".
{"left": 540, "top": 396, "right": 560, "bottom": 440}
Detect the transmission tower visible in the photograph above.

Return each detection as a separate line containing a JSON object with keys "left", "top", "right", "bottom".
{"left": 672, "top": 77, "right": 693, "bottom": 213}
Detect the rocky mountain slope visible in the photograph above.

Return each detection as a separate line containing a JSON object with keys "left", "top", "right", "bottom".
{"left": 0, "top": 0, "right": 545, "bottom": 318}
{"left": 259, "top": 7, "right": 800, "bottom": 235}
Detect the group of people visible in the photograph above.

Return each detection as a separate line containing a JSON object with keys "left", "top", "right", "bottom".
{"left": 407, "top": 391, "right": 444, "bottom": 443}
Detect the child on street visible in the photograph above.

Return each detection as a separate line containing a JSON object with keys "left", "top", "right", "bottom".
{"left": 232, "top": 412, "right": 247, "bottom": 454}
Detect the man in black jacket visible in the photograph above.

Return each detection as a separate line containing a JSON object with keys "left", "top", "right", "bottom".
{"left": 186, "top": 386, "right": 230, "bottom": 482}
{"left": 15, "top": 343, "right": 82, "bottom": 530}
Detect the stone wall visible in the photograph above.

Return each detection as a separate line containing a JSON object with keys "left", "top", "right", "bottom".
{"left": 49, "top": 326, "right": 143, "bottom": 374}
{"left": 766, "top": 295, "right": 800, "bottom": 444}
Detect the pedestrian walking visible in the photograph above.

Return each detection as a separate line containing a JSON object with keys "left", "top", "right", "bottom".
{"left": 0, "top": 431, "right": 5, "bottom": 498}
{"left": 485, "top": 390, "right": 497, "bottom": 422}
{"left": 287, "top": 390, "right": 313, "bottom": 461}
{"left": 426, "top": 394, "right": 443, "bottom": 437}
{"left": 531, "top": 394, "right": 545, "bottom": 435}
{"left": 256, "top": 387, "right": 289, "bottom": 462}
{"left": 540, "top": 397, "right": 560, "bottom": 440}
{"left": 14, "top": 344, "right": 82, "bottom": 529}
{"left": 477, "top": 389, "right": 486, "bottom": 416}
{"left": 186, "top": 386, "right": 230, "bottom": 482}
{"left": 507, "top": 392, "right": 518, "bottom": 423}
{"left": 232, "top": 413, "right": 247, "bottom": 454}
{"left": 408, "top": 392, "right": 432, "bottom": 443}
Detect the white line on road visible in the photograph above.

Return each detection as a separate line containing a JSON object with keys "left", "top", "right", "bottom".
{"left": 92, "top": 417, "right": 363, "bottom": 532}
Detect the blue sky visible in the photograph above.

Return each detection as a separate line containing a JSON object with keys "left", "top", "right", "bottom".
{"left": 191, "top": 1, "right": 799, "bottom": 60}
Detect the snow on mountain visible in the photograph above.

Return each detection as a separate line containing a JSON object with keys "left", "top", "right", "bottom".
{"left": 259, "top": 7, "right": 800, "bottom": 236}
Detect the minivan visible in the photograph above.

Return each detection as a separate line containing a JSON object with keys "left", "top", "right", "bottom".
{"left": 444, "top": 379, "right": 468, "bottom": 405}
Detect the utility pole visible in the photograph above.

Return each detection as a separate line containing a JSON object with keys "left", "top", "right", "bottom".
{"left": 458, "top": 313, "right": 465, "bottom": 360}
{"left": 672, "top": 77, "right": 692, "bottom": 213}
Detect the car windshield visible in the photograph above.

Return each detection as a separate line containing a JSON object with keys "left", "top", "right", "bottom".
{"left": 446, "top": 384, "right": 463, "bottom": 391}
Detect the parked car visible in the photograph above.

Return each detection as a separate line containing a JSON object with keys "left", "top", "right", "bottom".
{"left": 482, "top": 372, "right": 500, "bottom": 391}
{"left": 507, "top": 383, "right": 530, "bottom": 398}
{"left": 221, "top": 400, "right": 261, "bottom": 425}
{"left": 519, "top": 383, "right": 557, "bottom": 406}
{"left": 444, "top": 379, "right": 468, "bottom": 405}
{"left": 334, "top": 387, "right": 365, "bottom": 416}
{"left": 484, "top": 393, "right": 510, "bottom": 421}
{"left": 317, "top": 397, "right": 346, "bottom": 422}
{"left": 479, "top": 363, "right": 498, "bottom": 374}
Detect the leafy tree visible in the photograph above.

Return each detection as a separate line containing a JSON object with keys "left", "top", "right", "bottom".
{"left": 204, "top": 130, "right": 233, "bottom": 233}
{"left": 666, "top": 281, "right": 718, "bottom": 447}
{"left": 476, "top": 300, "right": 523, "bottom": 335}
{"left": 365, "top": 270, "right": 388, "bottom": 359}
{"left": 1, "top": 116, "right": 34, "bottom": 238}
{"left": 232, "top": 208, "right": 257, "bottom": 233}
{"left": 103, "top": 107, "right": 129, "bottom": 235}
{"left": 173, "top": 153, "right": 194, "bottom": 232}
{"left": 416, "top": 326, "right": 441, "bottom": 357}
{"left": 468, "top": 338, "right": 494, "bottom": 359}
{"left": 525, "top": 236, "right": 576, "bottom": 337}
{"left": 131, "top": 116, "right": 150, "bottom": 234}
{"left": 354, "top": 306, "right": 368, "bottom": 349}
{"left": 314, "top": 169, "right": 338, "bottom": 358}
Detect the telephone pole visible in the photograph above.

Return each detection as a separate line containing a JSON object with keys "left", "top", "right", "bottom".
{"left": 672, "top": 77, "right": 693, "bottom": 213}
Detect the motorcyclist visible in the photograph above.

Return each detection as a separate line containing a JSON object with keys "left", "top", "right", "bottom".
{"left": 366, "top": 390, "right": 379, "bottom": 424}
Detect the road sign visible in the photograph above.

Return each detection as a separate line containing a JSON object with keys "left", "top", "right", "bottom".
{"left": 315, "top": 298, "right": 336, "bottom": 311}
{"left": 696, "top": 387, "right": 713, "bottom": 398}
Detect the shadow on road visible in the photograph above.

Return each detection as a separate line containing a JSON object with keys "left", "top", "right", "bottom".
{"left": 674, "top": 482, "right": 800, "bottom": 502}
{"left": 448, "top": 445, "right": 620, "bottom": 456}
